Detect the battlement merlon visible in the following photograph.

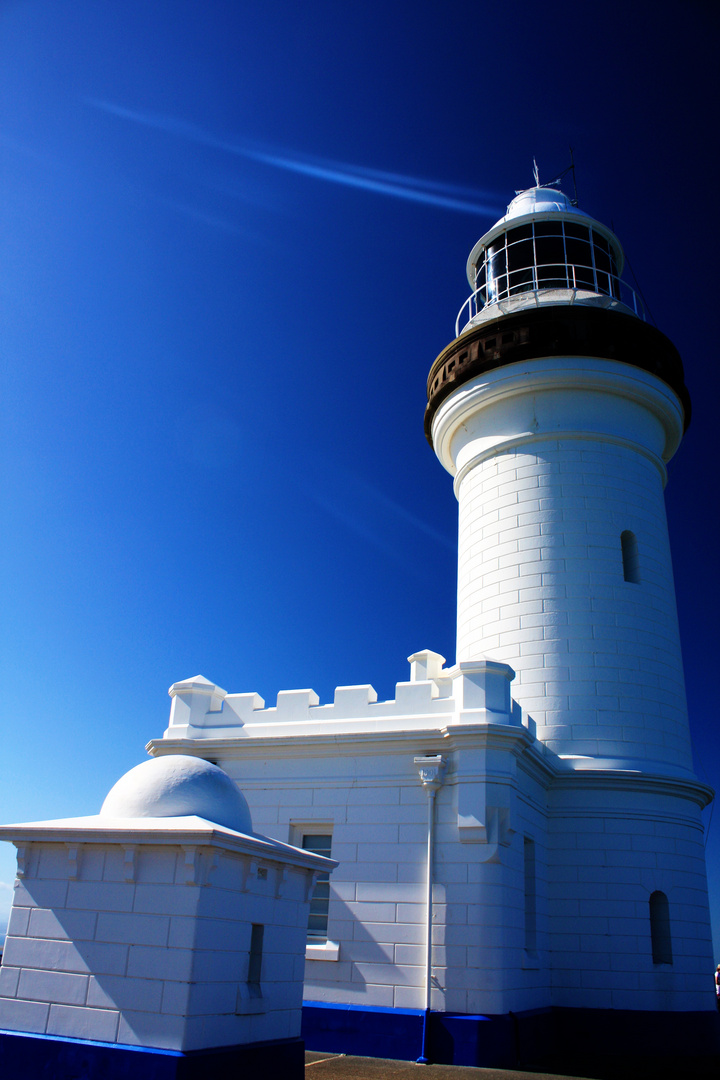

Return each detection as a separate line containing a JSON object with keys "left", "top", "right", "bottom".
{"left": 159, "top": 651, "right": 522, "bottom": 741}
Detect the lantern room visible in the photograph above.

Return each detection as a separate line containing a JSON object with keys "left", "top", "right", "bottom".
{"left": 457, "top": 185, "right": 643, "bottom": 334}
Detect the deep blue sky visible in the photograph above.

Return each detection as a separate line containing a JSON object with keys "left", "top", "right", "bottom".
{"left": 1, "top": 1, "right": 718, "bottom": 956}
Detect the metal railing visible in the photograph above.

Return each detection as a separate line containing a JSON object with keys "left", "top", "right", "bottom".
{"left": 455, "top": 264, "right": 646, "bottom": 337}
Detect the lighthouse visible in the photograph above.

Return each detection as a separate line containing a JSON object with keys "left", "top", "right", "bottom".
{"left": 421, "top": 181, "right": 718, "bottom": 1061}
{"left": 132, "top": 180, "right": 718, "bottom": 1071}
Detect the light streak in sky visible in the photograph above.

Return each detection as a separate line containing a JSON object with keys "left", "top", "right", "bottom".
{"left": 87, "top": 99, "right": 502, "bottom": 218}
{"left": 348, "top": 473, "right": 456, "bottom": 553}
{"left": 306, "top": 461, "right": 455, "bottom": 584}
{"left": 311, "top": 491, "right": 447, "bottom": 587}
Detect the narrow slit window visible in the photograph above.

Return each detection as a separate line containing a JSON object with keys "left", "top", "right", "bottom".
{"left": 248, "top": 923, "right": 264, "bottom": 993}
{"left": 302, "top": 833, "right": 332, "bottom": 941}
{"left": 524, "top": 836, "right": 537, "bottom": 953}
{"left": 621, "top": 530, "right": 640, "bottom": 583}
{"left": 649, "top": 891, "right": 672, "bottom": 964}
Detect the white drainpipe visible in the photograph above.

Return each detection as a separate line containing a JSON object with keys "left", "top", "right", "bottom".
{"left": 413, "top": 754, "right": 446, "bottom": 1065}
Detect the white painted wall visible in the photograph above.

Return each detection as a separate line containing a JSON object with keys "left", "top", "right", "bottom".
{"left": 232, "top": 737, "right": 547, "bottom": 1017}
{"left": 547, "top": 784, "right": 714, "bottom": 1011}
{"left": 220, "top": 736, "right": 714, "bottom": 1016}
{"left": 0, "top": 835, "right": 321, "bottom": 1051}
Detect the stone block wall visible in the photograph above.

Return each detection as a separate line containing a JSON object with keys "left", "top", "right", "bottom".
{"left": 0, "top": 840, "right": 311, "bottom": 1051}
{"left": 225, "top": 732, "right": 551, "bottom": 1017}
{"left": 547, "top": 783, "right": 715, "bottom": 1012}
{"left": 456, "top": 438, "right": 691, "bottom": 770}
{"left": 222, "top": 738, "right": 714, "bottom": 1018}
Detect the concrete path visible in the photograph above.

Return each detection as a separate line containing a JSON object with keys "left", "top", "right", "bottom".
{"left": 304, "top": 1052, "right": 592, "bottom": 1080}
{"left": 305, "top": 1049, "right": 720, "bottom": 1080}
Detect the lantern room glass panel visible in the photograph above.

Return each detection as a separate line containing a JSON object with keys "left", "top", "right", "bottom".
{"left": 477, "top": 217, "right": 622, "bottom": 310}
{"left": 534, "top": 223, "right": 567, "bottom": 289}
{"left": 506, "top": 226, "right": 534, "bottom": 294}
{"left": 564, "top": 223, "right": 595, "bottom": 290}
{"left": 487, "top": 240, "right": 508, "bottom": 302}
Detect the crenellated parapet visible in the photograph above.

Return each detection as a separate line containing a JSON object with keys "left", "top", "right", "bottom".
{"left": 160, "top": 650, "right": 524, "bottom": 743}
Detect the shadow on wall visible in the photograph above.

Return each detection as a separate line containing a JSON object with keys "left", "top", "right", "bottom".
{"left": 0, "top": 841, "right": 309, "bottom": 1052}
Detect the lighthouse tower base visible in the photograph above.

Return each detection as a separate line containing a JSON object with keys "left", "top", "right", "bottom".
{"left": 302, "top": 1003, "right": 720, "bottom": 1075}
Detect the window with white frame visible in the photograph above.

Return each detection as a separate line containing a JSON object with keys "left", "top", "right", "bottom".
{"left": 301, "top": 832, "right": 332, "bottom": 942}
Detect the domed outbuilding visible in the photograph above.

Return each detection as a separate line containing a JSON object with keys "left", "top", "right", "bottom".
{"left": 0, "top": 755, "right": 334, "bottom": 1079}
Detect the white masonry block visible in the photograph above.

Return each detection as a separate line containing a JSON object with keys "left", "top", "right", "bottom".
{"left": 0, "top": 756, "right": 334, "bottom": 1054}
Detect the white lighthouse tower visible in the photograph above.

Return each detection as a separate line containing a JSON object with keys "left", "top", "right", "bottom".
{"left": 424, "top": 181, "right": 717, "bottom": 1062}
{"left": 427, "top": 182, "right": 693, "bottom": 774}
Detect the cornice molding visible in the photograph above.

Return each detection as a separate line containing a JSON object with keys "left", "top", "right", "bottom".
{"left": 147, "top": 722, "right": 534, "bottom": 762}
{"left": 0, "top": 822, "right": 333, "bottom": 871}
{"left": 147, "top": 732, "right": 711, "bottom": 809}
{"left": 431, "top": 355, "right": 684, "bottom": 480}
{"left": 548, "top": 770, "right": 713, "bottom": 809}
{"left": 452, "top": 429, "right": 669, "bottom": 495}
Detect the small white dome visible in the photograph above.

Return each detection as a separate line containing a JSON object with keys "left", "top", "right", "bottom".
{"left": 100, "top": 755, "right": 253, "bottom": 833}
{"left": 504, "top": 186, "right": 590, "bottom": 221}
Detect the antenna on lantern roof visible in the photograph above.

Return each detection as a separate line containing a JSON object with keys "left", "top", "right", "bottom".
{"left": 539, "top": 151, "right": 579, "bottom": 206}
{"left": 517, "top": 157, "right": 566, "bottom": 198}
{"left": 568, "top": 145, "right": 578, "bottom": 206}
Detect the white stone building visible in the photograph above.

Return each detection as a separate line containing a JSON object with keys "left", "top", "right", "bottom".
{"left": 147, "top": 185, "right": 718, "bottom": 1069}
{"left": 0, "top": 755, "right": 333, "bottom": 1078}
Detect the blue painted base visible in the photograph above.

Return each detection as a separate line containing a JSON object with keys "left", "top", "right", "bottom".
{"left": 302, "top": 1000, "right": 720, "bottom": 1075}
{"left": 550, "top": 1007, "right": 720, "bottom": 1079}
{"left": 303, "top": 1001, "right": 424, "bottom": 1063}
{"left": 0, "top": 1030, "right": 304, "bottom": 1079}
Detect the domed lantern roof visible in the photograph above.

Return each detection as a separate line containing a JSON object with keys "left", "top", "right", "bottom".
{"left": 503, "top": 184, "right": 589, "bottom": 219}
